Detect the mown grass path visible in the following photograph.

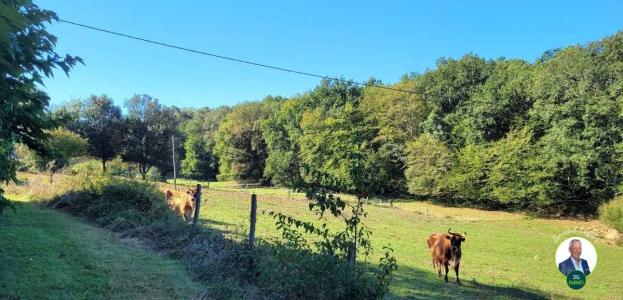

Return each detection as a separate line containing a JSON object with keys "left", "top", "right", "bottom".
{"left": 0, "top": 197, "right": 202, "bottom": 300}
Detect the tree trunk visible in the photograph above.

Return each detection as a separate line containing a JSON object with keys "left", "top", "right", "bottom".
{"left": 102, "top": 159, "right": 107, "bottom": 173}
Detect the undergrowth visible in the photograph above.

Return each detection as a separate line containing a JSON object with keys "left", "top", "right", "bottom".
{"left": 38, "top": 173, "right": 395, "bottom": 299}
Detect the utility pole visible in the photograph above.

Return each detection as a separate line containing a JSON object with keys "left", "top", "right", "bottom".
{"left": 172, "top": 135, "right": 177, "bottom": 191}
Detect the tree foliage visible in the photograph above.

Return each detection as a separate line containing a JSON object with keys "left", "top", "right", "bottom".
{"left": 181, "top": 106, "right": 230, "bottom": 180}
{"left": 123, "top": 94, "right": 180, "bottom": 179}
{"left": 0, "top": 0, "right": 81, "bottom": 213}
{"left": 64, "top": 95, "right": 126, "bottom": 173}
{"left": 214, "top": 99, "right": 279, "bottom": 182}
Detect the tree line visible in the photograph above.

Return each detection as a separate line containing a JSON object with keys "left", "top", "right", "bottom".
{"left": 179, "top": 31, "right": 622, "bottom": 215}
{"left": 13, "top": 18, "right": 623, "bottom": 215}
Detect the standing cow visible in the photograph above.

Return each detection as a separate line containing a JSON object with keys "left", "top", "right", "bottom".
{"left": 427, "top": 229, "right": 466, "bottom": 285}
{"left": 165, "top": 188, "right": 196, "bottom": 222}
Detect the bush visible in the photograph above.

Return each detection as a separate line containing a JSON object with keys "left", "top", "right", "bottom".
{"left": 255, "top": 244, "right": 392, "bottom": 299}
{"left": 14, "top": 144, "right": 39, "bottom": 172}
{"left": 67, "top": 157, "right": 137, "bottom": 178}
{"left": 600, "top": 196, "right": 623, "bottom": 232}
{"left": 107, "top": 157, "right": 137, "bottom": 178}
{"left": 145, "top": 166, "right": 163, "bottom": 181}
{"left": 49, "top": 177, "right": 166, "bottom": 230}
{"left": 68, "top": 159, "right": 101, "bottom": 175}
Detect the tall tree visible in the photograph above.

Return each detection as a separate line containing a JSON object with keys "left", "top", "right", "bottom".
{"left": 0, "top": 1, "right": 81, "bottom": 213}
{"left": 181, "top": 106, "right": 231, "bottom": 180}
{"left": 416, "top": 54, "right": 494, "bottom": 146}
{"left": 360, "top": 77, "right": 430, "bottom": 193}
{"left": 215, "top": 98, "right": 280, "bottom": 182}
{"left": 299, "top": 102, "right": 382, "bottom": 197}
{"left": 70, "top": 95, "right": 125, "bottom": 173}
{"left": 123, "top": 94, "right": 180, "bottom": 179}
{"left": 261, "top": 98, "right": 305, "bottom": 187}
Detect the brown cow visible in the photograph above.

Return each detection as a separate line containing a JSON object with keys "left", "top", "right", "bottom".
{"left": 165, "top": 189, "right": 195, "bottom": 222}
{"left": 427, "top": 229, "right": 466, "bottom": 285}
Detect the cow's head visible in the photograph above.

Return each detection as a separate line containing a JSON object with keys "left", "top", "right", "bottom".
{"left": 446, "top": 228, "right": 466, "bottom": 249}
{"left": 186, "top": 188, "right": 197, "bottom": 202}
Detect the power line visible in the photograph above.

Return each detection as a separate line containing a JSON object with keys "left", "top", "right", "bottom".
{"left": 58, "top": 19, "right": 417, "bottom": 94}
{"left": 57, "top": 19, "right": 606, "bottom": 121}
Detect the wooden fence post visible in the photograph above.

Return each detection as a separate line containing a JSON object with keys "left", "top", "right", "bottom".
{"left": 249, "top": 193, "right": 257, "bottom": 248}
{"left": 348, "top": 241, "right": 356, "bottom": 268}
{"left": 192, "top": 184, "right": 202, "bottom": 227}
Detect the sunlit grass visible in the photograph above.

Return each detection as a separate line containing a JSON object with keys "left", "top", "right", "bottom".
{"left": 161, "top": 180, "right": 623, "bottom": 299}
{"left": 5, "top": 173, "right": 622, "bottom": 299}
{"left": 0, "top": 195, "right": 202, "bottom": 299}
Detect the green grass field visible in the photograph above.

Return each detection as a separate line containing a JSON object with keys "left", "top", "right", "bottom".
{"left": 3, "top": 174, "right": 622, "bottom": 299}
{"left": 163, "top": 180, "right": 623, "bottom": 299}
{"left": 0, "top": 195, "right": 202, "bottom": 300}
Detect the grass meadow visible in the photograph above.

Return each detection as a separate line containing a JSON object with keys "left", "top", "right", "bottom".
{"left": 1, "top": 173, "right": 622, "bottom": 299}
{"left": 165, "top": 179, "right": 623, "bottom": 299}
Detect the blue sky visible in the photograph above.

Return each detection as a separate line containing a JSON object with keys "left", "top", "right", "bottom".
{"left": 36, "top": 0, "right": 623, "bottom": 109}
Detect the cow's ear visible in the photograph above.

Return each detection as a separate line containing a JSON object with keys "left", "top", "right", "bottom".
{"left": 460, "top": 237, "right": 466, "bottom": 242}
{"left": 186, "top": 190, "right": 191, "bottom": 194}
{"left": 445, "top": 235, "right": 451, "bottom": 240}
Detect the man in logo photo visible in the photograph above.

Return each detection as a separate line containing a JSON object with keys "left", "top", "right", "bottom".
{"left": 559, "top": 239, "right": 591, "bottom": 276}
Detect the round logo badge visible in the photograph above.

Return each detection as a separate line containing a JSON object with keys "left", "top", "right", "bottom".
{"left": 566, "top": 270, "right": 586, "bottom": 290}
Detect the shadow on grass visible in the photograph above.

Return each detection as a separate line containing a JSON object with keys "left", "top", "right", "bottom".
{"left": 391, "top": 264, "right": 576, "bottom": 299}
{"left": 197, "top": 218, "right": 237, "bottom": 227}
{"left": 195, "top": 218, "right": 242, "bottom": 235}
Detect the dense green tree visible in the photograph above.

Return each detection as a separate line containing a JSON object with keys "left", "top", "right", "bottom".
{"left": 263, "top": 80, "right": 367, "bottom": 188}
{"left": 299, "top": 100, "right": 388, "bottom": 198}
{"left": 525, "top": 37, "right": 623, "bottom": 214}
{"left": 404, "top": 134, "right": 455, "bottom": 197}
{"left": 68, "top": 95, "right": 126, "bottom": 173}
{"left": 40, "top": 127, "right": 87, "bottom": 172}
{"left": 261, "top": 98, "right": 305, "bottom": 187}
{"left": 360, "top": 76, "right": 428, "bottom": 144}
{"left": 0, "top": 1, "right": 81, "bottom": 213}
{"left": 123, "top": 94, "right": 180, "bottom": 180}
{"left": 181, "top": 106, "right": 230, "bottom": 180}
{"left": 215, "top": 98, "right": 280, "bottom": 182}
{"left": 451, "top": 59, "right": 533, "bottom": 144}
{"left": 416, "top": 54, "right": 494, "bottom": 146}
{"left": 360, "top": 77, "right": 430, "bottom": 193}
{"left": 485, "top": 128, "right": 553, "bottom": 210}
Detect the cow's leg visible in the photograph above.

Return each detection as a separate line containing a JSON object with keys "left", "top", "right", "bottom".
{"left": 455, "top": 263, "right": 461, "bottom": 286}
{"left": 444, "top": 263, "right": 449, "bottom": 282}
{"left": 435, "top": 261, "right": 441, "bottom": 278}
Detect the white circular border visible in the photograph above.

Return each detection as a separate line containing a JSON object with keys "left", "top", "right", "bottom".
{"left": 555, "top": 237, "right": 597, "bottom": 274}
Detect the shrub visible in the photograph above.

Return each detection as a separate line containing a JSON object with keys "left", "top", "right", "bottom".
{"left": 68, "top": 159, "right": 101, "bottom": 175}
{"left": 107, "top": 156, "right": 137, "bottom": 178}
{"left": 14, "top": 144, "right": 39, "bottom": 172}
{"left": 67, "top": 157, "right": 137, "bottom": 178}
{"left": 49, "top": 177, "right": 166, "bottom": 231}
{"left": 145, "top": 166, "right": 163, "bottom": 182}
{"left": 600, "top": 196, "right": 623, "bottom": 232}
